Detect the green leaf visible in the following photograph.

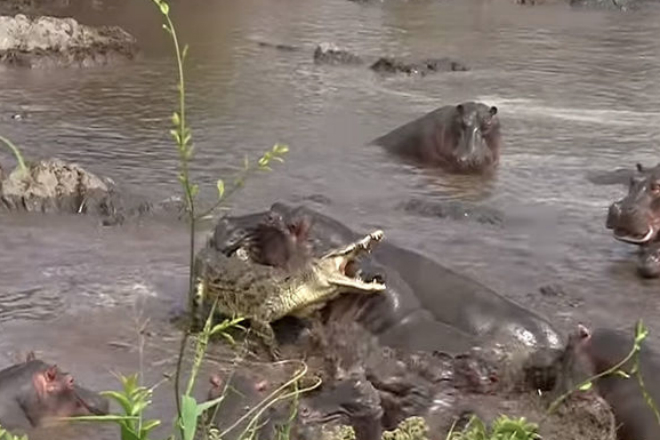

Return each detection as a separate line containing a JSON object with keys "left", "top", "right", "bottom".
{"left": 182, "top": 44, "right": 189, "bottom": 60}
{"left": 217, "top": 179, "right": 225, "bottom": 199}
{"left": 272, "top": 143, "right": 289, "bottom": 154}
{"left": 159, "top": 1, "right": 169, "bottom": 15}
{"left": 141, "top": 419, "right": 161, "bottom": 433}
{"left": 172, "top": 112, "right": 180, "bottom": 127}
{"left": 636, "top": 320, "right": 649, "bottom": 344}
{"left": 578, "top": 381, "right": 593, "bottom": 391}
{"left": 195, "top": 394, "right": 226, "bottom": 415}
{"left": 100, "top": 391, "right": 132, "bottom": 415}
{"left": 615, "top": 370, "right": 630, "bottom": 379}
{"left": 183, "top": 133, "right": 192, "bottom": 147}
{"left": 181, "top": 395, "right": 199, "bottom": 440}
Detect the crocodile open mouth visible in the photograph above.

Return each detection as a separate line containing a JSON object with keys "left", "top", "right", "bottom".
{"left": 326, "top": 230, "right": 387, "bottom": 292}
{"left": 613, "top": 227, "right": 656, "bottom": 244}
{"left": 340, "top": 258, "right": 386, "bottom": 289}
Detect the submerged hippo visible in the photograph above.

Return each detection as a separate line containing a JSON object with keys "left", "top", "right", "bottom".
{"left": 606, "top": 164, "right": 660, "bottom": 278}
{"left": 370, "top": 102, "right": 502, "bottom": 174}
{"left": 0, "top": 353, "right": 109, "bottom": 432}
{"left": 211, "top": 202, "right": 562, "bottom": 355}
{"left": 560, "top": 324, "right": 660, "bottom": 440}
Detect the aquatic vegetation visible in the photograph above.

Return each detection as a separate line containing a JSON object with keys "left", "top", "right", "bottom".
{"left": 447, "top": 415, "right": 540, "bottom": 440}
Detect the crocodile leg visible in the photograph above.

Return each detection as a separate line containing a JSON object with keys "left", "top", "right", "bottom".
{"left": 250, "top": 319, "right": 282, "bottom": 361}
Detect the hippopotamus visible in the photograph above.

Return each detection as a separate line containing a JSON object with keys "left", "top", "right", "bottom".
{"left": 203, "top": 317, "right": 605, "bottom": 440}
{"left": 0, "top": 353, "right": 109, "bottom": 432}
{"left": 606, "top": 164, "right": 660, "bottom": 278}
{"left": 370, "top": 102, "right": 502, "bottom": 174}
{"left": 559, "top": 324, "right": 660, "bottom": 440}
{"left": 205, "top": 369, "right": 294, "bottom": 440}
{"left": 210, "top": 202, "right": 562, "bottom": 354}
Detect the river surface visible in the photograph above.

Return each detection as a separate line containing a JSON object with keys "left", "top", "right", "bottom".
{"left": 2, "top": 0, "right": 660, "bottom": 438}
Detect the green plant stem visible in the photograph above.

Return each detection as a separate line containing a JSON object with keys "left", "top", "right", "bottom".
{"left": 634, "top": 355, "right": 660, "bottom": 425}
{"left": 0, "top": 135, "right": 28, "bottom": 174}
{"left": 219, "top": 361, "right": 320, "bottom": 439}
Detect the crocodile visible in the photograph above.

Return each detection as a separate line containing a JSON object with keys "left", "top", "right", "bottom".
{"left": 193, "top": 229, "right": 387, "bottom": 359}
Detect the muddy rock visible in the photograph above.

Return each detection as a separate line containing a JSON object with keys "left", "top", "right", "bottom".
{"left": 516, "top": 0, "right": 659, "bottom": 10}
{"left": 370, "top": 56, "right": 469, "bottom": 76}
{"left": 0, "top": 0, "right": 71, "bottom": 16}
{"left": 0, "top": 14, "right": 138, "bottom": 69}
{"left": 0, "top": 158, "right": 110, "bottom": 213}
{"left": 398, "top": 198, "right": 503, "bottom": 226}
{"left": 313, "top": 43, "right": 364, "bottom": 65}
{"left": 0, "top": 158, "right": 185, "bottom": 224}
{"left": 311, "top": 43, "right": 470, "bottom": 76}
{"left": 568, "top": 0, "right": 649, "bottom": 10}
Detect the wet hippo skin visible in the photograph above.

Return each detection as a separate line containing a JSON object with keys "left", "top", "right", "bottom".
{"left": 561, "top": 324, "right": 660, "bottom": 440}
{"left": 370, "top": 102, "right": 502, "bottom": 174}
{"left": 606, "top": 164, "right": 660, "bottom": 278}
{"left": 0, "top": 354, "right": 109, "bottom": 431}
{"left": 212, "top": 202, "right": 563, "bottom": 353}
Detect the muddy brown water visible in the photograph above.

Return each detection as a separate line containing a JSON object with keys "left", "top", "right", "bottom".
{"left": 2, "top": 0, "right": 660, "bottom": 438}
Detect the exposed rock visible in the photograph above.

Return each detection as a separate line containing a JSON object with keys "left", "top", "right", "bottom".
{"left": 515, "top": 0, "right": 659, "bottom": 10}
{"left": 569, "top": 0, "right": 639, "bottom": 10}
{"left": 0, "top": 14, "right": 139, "bottom": 69}
{"left": 311, "top": 43, "right": 469, "bottom": 77}
{"left": 0, "top": 158, "right": 185, "bottom": 224}
{"left": 370, "top": 57, "right": 469, "bottom": 76}
{"left": 256, "top": 40, "right": 301, "bottom": 52}
{"left": 398, "top": 198, "right": 503, "bottom": 225}
{"left": 313, "top": 42, "right": 364, "bottom": 66}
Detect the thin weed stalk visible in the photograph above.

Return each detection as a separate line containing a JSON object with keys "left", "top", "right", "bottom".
{"left": 0, "top": 135, "right": 28, "bottom": 175}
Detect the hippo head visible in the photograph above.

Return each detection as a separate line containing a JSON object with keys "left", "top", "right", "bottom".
{"left": 563, "top": 324, "right": 639, "bottom": 379}
{"left": 20, "top": 360, "right": 109, "bottom": 427}
{"left": 451, "top": 103, "right": 501, "bottom": 172}
{"left": 606, "top": 166, "right": 660, "bottom": 245}
{"left": 244, "top": 212, "right": 313, "bottom": 270}
{"left": 296, "top": 374, "right": 384, "bottom": 440}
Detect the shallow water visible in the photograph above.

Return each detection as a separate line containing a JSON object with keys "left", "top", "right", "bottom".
{"left": 2, "top": 0, "right": 660, "bottom": 437}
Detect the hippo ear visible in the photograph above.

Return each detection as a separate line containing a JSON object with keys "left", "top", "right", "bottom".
{"left": 456, "top": 104, "right": 464, "bottom": 115}
{"left": 636, "top": 163, "right": 645, "bottom": 173}
{"left": 45, "top": 366, "right": 58, "bottom": 383}
{"left": 25, "top": 351, "right": 36, "bottom": 362}
{"left": 489, "top": 106, "right": 498, "bottom": 116}
{"left": 290, "top": 216, "right": 313, "bottom": 241}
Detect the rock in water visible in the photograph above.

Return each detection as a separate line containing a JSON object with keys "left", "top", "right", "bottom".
{"left": 0, "top": 14, "right": 139, "bottom": 68}
{"left": 0, "top": 158, "right": 109, "bottom": 213}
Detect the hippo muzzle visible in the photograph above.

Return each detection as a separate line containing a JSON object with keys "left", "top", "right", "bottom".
{"left": 455, "top": 126, "right": 491, "bottom": 171}
{"left": 606, "top": 198, "right": 658, "bottom": 245}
